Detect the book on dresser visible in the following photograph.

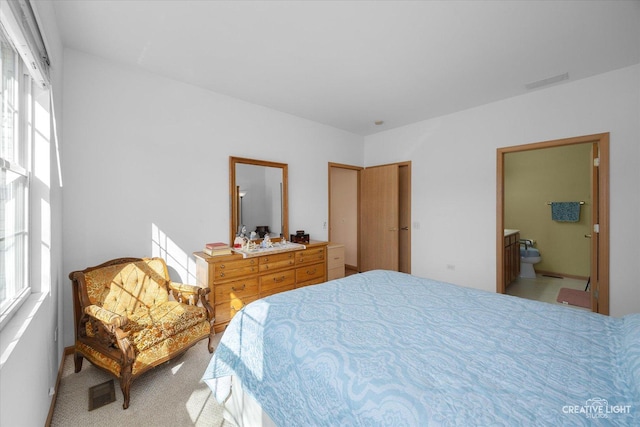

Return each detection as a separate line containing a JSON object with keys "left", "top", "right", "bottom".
{"left": 203, "top": 242, "right": 232, "bottom": 256}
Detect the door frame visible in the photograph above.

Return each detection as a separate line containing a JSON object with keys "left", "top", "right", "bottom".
{"left": 328, "top": 163, "right": 363, "bottom": 272}
{"left": 329, "top": 161, "right": 412, "bottom": 274}
{"left": 496, "top": 133, "right": 609, "bottom": 315}
{"left": 398, "top": 162, "right": 412, "bottom": 274}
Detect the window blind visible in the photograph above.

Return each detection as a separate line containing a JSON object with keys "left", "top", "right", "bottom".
{"left": 0, "top": 0, "right": 49, "bottom": 87}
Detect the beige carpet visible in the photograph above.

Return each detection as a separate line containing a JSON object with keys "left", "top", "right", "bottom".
{"left": 50, "top": 334, "right": 233, "bottom": 426}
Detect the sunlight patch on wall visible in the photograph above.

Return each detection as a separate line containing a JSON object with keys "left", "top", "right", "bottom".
{"left": 151, "top": 223, "right": 197, "bottom": 284}
{"left": 33, "top": 89, "right": 51, "bottom": 188}
{"left": 40, "top": 199, "right": 50, "bottom": 293}
{"left": 50, "top": 89, "right": 63, "bottom": 187}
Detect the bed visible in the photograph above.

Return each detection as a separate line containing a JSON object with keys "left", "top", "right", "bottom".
{"left": 202, "top": 270, "right": 639, "bottom": 426}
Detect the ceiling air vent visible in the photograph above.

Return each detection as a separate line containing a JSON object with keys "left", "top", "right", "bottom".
{"left": 525, "top": 72, "right": 569, "bottom": 90}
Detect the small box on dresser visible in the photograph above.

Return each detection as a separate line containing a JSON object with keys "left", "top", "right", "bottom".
{"left": 290, "top": 233, "right": 310, "bottom": 244}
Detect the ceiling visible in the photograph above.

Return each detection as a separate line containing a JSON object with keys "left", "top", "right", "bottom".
{"left": 51, "top": 1, "right": 640, "bottom": 136}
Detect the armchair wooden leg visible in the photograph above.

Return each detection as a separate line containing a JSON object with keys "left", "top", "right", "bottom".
{"left": 207, "top": 319, "right": 216, "bottom": 353}
{"left": 120, "top": 370, "right": 132, "bottom": 410}
{"left": 73, "top": 352, "right": 83, "bottom": 373}
{"left": 207, "top": 329, "right": 216, "bottom": 353}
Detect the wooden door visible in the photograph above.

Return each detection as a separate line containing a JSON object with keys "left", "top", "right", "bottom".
{"left": 360, "top": 164, "right": 399, "bottom": 272}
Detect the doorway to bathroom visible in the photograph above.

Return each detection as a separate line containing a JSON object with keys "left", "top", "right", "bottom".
{"left": 496, "top": 133, "right": 610, "bottom": 315}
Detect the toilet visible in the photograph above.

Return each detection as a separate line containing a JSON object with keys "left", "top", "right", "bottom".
{"left": 520, "top": 240, "right": 541, "bottom": 279}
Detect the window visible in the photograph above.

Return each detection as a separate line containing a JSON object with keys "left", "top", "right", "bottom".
{"left": 0, "top": 26, "right": 31, "bottom": 322}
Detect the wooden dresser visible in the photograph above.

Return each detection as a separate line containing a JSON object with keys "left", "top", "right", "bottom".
{"left": 195, "top": 241, "right": 328, "bottom": 333}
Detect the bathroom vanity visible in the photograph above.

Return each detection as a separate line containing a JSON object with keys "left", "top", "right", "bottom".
{"left": 503, "top": 229, "right": 520, "bottom": 286}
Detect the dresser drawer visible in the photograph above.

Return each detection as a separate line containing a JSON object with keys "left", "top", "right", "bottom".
{"left": 213, "top": 258, "right": 258, "bottom": 281}
{"left": 296, "top": 246, "right": 325, "bottom": 266}
{"left": 296, "top": 263, "right": 324, "bottom": 283}
{"left": 296, "top": 276, "right": 325, "bottom": 289}
{"left": 214, "top": 294, "right": 258, "bottom": 324}
{"left": 213, "top": 277, "right": 258, "bottom": 304}
{"left": 259, "top": 251, "right": 296, "bottom": 272}
{"left": 327, "top": 266, "right": 345, "bottom": 281}
{"left": 260, "top": 269, "right": 296, "bottom": 294}
{"left": 261, "top": 283, "right": 295, "bottom": 298}
{"left": 327, "top": 246, "right": 344, "bottom": 270}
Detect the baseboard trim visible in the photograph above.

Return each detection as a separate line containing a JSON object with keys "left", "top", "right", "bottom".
{"left": 536, "top": 270, "right": 589, "bottom": 281}
{"left": 45, "top": 346, "right": 74, "bottom": 427}
{"left": 345, "top": 265, "right": 358, "bottom": 276}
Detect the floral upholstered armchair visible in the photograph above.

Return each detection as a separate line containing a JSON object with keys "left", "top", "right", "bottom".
{"left": 69, "top": 257, "right": 215, "bottom": 409}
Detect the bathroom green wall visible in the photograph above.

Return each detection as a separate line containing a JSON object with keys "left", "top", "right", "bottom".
{"left": 504, "top": 144, "right": 592, "bottom": 278}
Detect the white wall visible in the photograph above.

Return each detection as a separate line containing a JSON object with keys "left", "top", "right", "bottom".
{"left": 364, "top": 64, "right": 640, "bottom": 317}
{"left": 4, "top": 10, "right": 633, "bottom": 425}
{"left": 61, "top": 49, "right": 363, "bottom": 346}
{"left": 0, "top": 1, "right": 65, "bottom": 426}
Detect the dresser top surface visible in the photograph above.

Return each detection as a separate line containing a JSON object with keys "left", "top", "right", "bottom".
{"left": 195, "top": 241, "right": 327, "bottom": 263}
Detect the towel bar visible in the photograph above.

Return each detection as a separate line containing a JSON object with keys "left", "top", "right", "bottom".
{"left": 546, "top": 201, "right": 585, "bottom": 205}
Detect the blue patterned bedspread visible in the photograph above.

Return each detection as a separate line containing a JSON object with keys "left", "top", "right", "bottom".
{"left": 203, "top": 270, "right": 640, "bottom": 426}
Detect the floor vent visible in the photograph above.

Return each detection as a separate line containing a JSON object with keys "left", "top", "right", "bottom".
{"left": 88, "top": 379, "right": 116, "bottom": 411}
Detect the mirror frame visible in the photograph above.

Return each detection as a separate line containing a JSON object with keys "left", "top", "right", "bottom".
{"left": 229, "top": 156, "right": 289, "bottom": 245}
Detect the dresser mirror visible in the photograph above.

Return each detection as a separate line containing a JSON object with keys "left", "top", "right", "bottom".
{"left": 229, "top": 156, "right": 288, "bottom": 244}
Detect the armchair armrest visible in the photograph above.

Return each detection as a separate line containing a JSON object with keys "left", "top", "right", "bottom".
{"left": 83, "top": 305, "right": 135, "bottom": 368}
{"left": 169, "top": 282, "right": 214, "bottom": 323}
{"left": 85, "top": 305, "right": 128, "bottom": 328}
{"left": 169, "top": 282, "right": 210, "bottom": 304}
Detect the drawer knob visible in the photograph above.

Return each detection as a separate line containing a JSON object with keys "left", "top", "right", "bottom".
{"left": 231, "top": 284, "right": 246, "bottom": 292}
{"left": 273, "top": 276, "right": 286, "bottom": 283}
{"left": 306, "top": 268, "right": 316, "bottom": 275}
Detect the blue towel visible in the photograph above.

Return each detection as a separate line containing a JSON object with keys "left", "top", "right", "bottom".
{"left": 551, "top": 202, "right": 581, "bottom": 222}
